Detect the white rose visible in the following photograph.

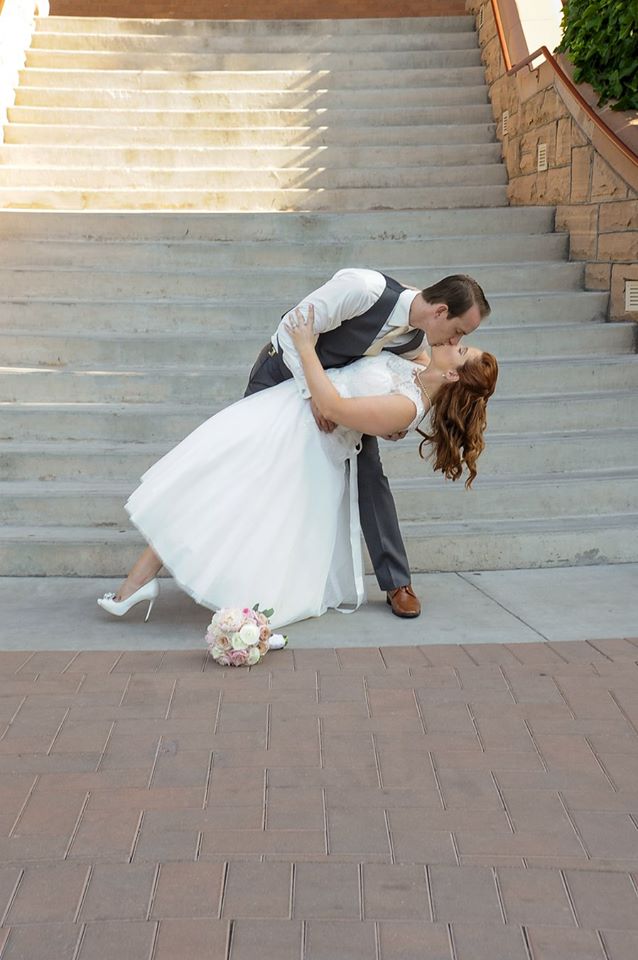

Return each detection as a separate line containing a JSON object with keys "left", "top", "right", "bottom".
{"left": 246, "top": 646, "right": 261, "bottom": 666}
{"left": 231, "top": 631, "right": 248, "bottom": 650}
{"left": 238, "top": 623, "right": 260, "bottom": 646}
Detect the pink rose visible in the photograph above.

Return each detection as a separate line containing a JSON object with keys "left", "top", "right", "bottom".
{"left": 228, "top": 649, "right": 249, "bottom": 667}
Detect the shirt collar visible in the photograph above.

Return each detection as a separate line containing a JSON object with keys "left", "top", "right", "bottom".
{"left": 389, "top": 288, "right": 420, "bottom": 328}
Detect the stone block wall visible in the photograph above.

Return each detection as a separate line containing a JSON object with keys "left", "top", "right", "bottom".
{"left": 467, "top": 0, "right": 638, "bottom": 321}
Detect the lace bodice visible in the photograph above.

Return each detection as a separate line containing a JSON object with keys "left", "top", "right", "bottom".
{"left": 327, "top": 352, "right": 427, "bottom": 433}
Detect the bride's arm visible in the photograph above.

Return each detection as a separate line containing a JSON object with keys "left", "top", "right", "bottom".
{"left": 287, "top": 308, "right": 416, "bottom": 437}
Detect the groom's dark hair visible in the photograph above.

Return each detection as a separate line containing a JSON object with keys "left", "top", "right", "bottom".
{"left": 422, "top": 275, "right": 490, "bottom": 320}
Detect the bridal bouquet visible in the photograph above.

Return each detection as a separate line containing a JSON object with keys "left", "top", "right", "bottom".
{"left": 205, "top": 605, "right": 287, "bottom": 667}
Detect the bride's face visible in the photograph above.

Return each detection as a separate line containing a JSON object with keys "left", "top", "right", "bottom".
{"left": 431, "top": 344, "right": 482, "bottom": 373}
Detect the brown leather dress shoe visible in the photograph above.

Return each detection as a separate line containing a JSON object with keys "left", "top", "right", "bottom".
{"left": 386, "top": 585, "right": 421, "bottom": 618}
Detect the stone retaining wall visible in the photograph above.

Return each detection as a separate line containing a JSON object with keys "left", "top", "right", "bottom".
{"left": 467, "top": 0, "right": 638, "bottom": 321}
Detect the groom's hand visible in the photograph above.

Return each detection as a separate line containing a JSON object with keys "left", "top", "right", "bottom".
{"left": 310, "top": 399, "right": 337, "bottom": 433}
{"left": 383, "top": 430, "right": 408, "bottom": 441}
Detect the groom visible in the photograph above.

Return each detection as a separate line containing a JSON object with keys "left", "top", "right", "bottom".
{"left": 244, "top": 268, "right": 490, "bottom": 618}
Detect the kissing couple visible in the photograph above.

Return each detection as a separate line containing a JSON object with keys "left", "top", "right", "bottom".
{"left": 98, "top": 268, "right": 498, "bottom": 629}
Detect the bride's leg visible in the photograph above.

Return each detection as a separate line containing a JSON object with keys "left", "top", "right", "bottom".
{"left": 114, "top": 547, "right": 163, "bottom": 601}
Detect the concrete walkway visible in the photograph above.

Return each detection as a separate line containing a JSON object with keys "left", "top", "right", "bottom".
{"left": 0, "top": 564, "right": 636, "bottom": 650}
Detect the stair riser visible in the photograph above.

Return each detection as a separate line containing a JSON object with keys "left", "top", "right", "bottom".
{"left": 3, "top": 358, "right": 635, "bottom": 403}
{"left": 4, "top": 124, "right": 498, "bottom": 148}
{"left": 14, "top": 85, "right": 490, "bottom": 111}
{"left": 0, "top": 185, "right": 510, "bottom": 212}
{"left": 1, "top": 208, "right": 552, "bottom": 242}
{"left": 5, "top": 476, "right": 634, "bottom": 526}
{"left": 30, "top": 34, "right": 480, "bottom": 56}
{"left": 1, "top": 527, "right": 632, "bottom": 577}
{"left": 7, "top": 104, "right": 495, "bottom": 128}
{"left": 0, "top": 235, "right": 567, "bottom": 271}
{"left": 20, "top": 65, "right": 483, "bottom": 91}
{"left": 2, "top": 396, "right": 635, "bottom": 441}
{"left": 36, "top": 16, "right": 476, "bottom": 36}
{"left": 3, "top": 433, "right": 634, "bottom": 482}
{"left": 0, "top": 294, "right": 609, "bottom": 331}
{"left": 0, "top": 263, "right": 585, "bottom": 299}
{"left": 25, "top": 51, "right": 489, "bottom": 74}
{"left": 0, "top": 164, "right": 508, "bottom": 191}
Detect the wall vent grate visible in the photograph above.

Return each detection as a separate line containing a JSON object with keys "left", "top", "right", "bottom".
{"left": 537, "top": 143, "right": 548, "bottom": 172}
{"left": 502, "top": 110, "right": 509, "bottom": 136}
{"left": 625, "top": 280, "right": 638, "bottom": 312}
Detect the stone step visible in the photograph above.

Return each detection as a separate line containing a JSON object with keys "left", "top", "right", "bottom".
{"left": 0, "top": 291, "right": 609, "bottom": 332}
{"left": 36, "top": 16, "right": 476, "bottom": 36}
{"left": 13, "top": 84, "right": 488, "bottom": 111}
{"left": 24, "top": 48, "right": 489, "bottom": 74}
{"left": 4, "top": 469, "right": 636, "bottom": 526}
{"left": 0, "top": 184, "right": 509, "bottom": 212}
{"left": 3, "top": 122, "right": 498, "bottom": 148}
{"left": 1, "top": 513, "right": 635, "bottom": 575}
{"left": 3, "top": 428, "right": 635, "bottom": 483}
{"left": 30, "top": 34, "right": 482, "bottom": 60}
{"left": 20, "top": 65, "right": 482, "bottom": 91}
{"left": 0, "top": 162, "right": 508, "bottom": 191}
{"left": 0, "top": 263, "right": 584, "bottom": 299}
{"left": 0, "top": 233, "right": 567, "bottom": 271}
{"left": 1, "top": 208, "right": 552, "bottom": 242}
{"left": 7, "top": 102, "right": 496, "bottom": 128}
{"left": 3, "top": 355, "right": 635, "bottom": 403}
{"left": 0, "top": 323, "right": 633, "bottom": 376}
{"left": 1, "top": 392, "right": 635, "bottom": 442}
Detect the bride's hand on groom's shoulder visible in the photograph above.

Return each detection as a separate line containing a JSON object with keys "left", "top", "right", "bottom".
{"left": 285, "top": 303, "right": 317, "bottom": 351}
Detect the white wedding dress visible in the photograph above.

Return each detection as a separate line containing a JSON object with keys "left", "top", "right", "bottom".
{"left": 125, "top": 352, "right": 426, "bottom": 628}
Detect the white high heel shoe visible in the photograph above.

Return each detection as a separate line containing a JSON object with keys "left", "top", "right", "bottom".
{"left": 97, "top": 578, "right": 159, "bottom": 622}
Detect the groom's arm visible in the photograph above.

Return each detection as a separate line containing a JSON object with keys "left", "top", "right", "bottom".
{"left": 274, "top": 268, "right": 384, "bottom": 398}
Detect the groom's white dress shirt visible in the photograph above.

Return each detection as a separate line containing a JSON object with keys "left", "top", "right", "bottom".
{"left": 273, "top": 267, "right": 423, "bottom": 399}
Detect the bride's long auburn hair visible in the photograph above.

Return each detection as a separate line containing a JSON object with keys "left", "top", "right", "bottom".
{"left": 416, "top": 351, "right": 499, "bottom": 489}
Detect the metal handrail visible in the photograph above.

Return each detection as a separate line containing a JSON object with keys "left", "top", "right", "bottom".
{"left": 489, "top": 0, "right": 638, "bottom": 169}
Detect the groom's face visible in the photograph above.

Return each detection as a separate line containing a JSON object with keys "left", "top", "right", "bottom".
{"left": 425, "top": 302, "right": 482, "bottom": 347}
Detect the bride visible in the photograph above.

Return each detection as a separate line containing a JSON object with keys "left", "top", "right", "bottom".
{"left": 97, "top": 306, "right": 498, "bottom": 628}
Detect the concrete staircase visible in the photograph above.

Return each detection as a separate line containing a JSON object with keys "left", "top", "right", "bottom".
{"left": 0, "top": 14, "right": 506, "bottom": 210}
{"left": 0, "top": 15, "right": 637, "bottom": 576}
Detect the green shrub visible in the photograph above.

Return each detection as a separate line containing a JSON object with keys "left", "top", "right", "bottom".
{"left": 555, "top": 0, "right": 638, "bottom": 111}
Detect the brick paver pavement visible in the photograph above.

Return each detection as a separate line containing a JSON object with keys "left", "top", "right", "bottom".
{"left": 0, "top": 639, "right": 637, "bottom": 958}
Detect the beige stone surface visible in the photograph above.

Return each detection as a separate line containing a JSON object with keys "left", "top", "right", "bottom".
{"left": 555, "top": 204, "right": 600, "bottom": 261}
{"left": 518, "top": 123, "right": 558, "bottom": 176}
{"left": 555, "top": 117, "right": 573, "bottom": 167}
{"left": 520, "top": 88, "right": 567, "bottom": 132}
{"left": 591, "top": 154, "right": 629, "bottom": 202}
{"left": 598, "top": 231, "right": 638, "bottom": 262}
{"left": 555, "top": 203, "right": 599, "bottom": 235}
{"left": 570, "top": 146, "right": 593, "bottom": 203}
{"left": 585, "top": 261, "right": 612, "bottom": 291}
{"left": 598, "top": 199, "right": 638, "bottom": 233}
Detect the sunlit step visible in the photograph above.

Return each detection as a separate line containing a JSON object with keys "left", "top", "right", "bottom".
{"left": 7, "top": 103, "right": 496, "bottom": 128}
{"left": 3, "top": 122, "right": 497, "bottom": 148}
{"left": 36, "top": 16, "right": 476, "bottom": 37}
{"left": 14, "top": 84, "right": 489, "bottom": 111}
